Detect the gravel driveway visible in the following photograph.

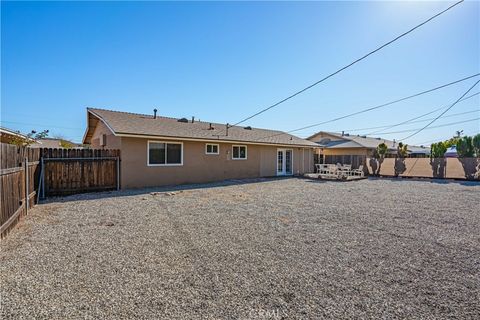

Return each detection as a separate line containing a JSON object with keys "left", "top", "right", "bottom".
{"left": 1, "top": 177, "right": 479, "bottom": 319}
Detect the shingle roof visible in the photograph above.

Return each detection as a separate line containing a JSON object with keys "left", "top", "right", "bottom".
{"left": 85, "top": 108, "right": 318, "bottom": 147}
{"left": 310, "top": 131, "right": 430, "bottom": 153}
{"left": 30, "top": 138, "right": 82, "bottom": 149}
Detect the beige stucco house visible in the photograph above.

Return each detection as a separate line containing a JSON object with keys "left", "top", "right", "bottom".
{"left": 308, "top": 131, "right": 430, "bottom": 159}
{"left": 0, "top": 127, "right": 32, "bottom": 145}
{"left": 82, "top": 108, "right": 317, "bottom": 188}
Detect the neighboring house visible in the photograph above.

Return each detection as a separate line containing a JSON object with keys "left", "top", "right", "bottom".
{"left": 82, "top": 108, "right": 318, "bottom": 188}
{"left": 308, "top": 131, "right": 430, "bottom": 161}
{"left": 30, "top": 138, "right": 82, "bottom": 149}
{"left": 444, "top": 146, "right": 457, "bottom": 158}
{"left": 0, "top": 127, "right": 33, "bottom": 145}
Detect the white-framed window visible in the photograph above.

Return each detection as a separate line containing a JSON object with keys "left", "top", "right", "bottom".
{"left": 147, "top": 141, "right": 183, "bottom": 166}
{"left": 205, "top": 143, "right": 219, "bottom": 155}
{"left": 232, "top": 145, "right": 247, "bottom": 160}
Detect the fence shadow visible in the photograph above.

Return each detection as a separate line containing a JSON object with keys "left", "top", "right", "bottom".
{"left": 394, "top": 157, "right": 406, "bottom": 177}
{"left": 41, "top": 176, "right": 299, "bottom": 203}
{"left": 369, "top": 158, "right": 384, "bottom": 176}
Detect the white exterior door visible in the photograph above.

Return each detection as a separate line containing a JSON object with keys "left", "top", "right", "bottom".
{"left": 277, "top": 149, "right": 293, "bottom": 176}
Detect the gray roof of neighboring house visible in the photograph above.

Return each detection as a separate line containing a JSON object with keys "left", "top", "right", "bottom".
{"left": 84, "top": 108, "right": 318, "bottom": 147}
{"left": 310, "top": 131, "right": 430, "bottom": 153}
{"left": 30, "top": 138, "right": 82, "bottom": 148}
{"left": 319, "top": 140, "right": 364, "bottom": 149}
{"left": 0, "top": 127, "right": 31, "bottom": 140}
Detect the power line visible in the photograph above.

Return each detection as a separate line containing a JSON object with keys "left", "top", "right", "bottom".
{"left": 0, "top": 120, "right": 83, "bottom": 130}
{"left": 252, "top": 74, "right": 480, "bottom": 141}
{"left": 232, "top": 0, "right": 465, "bottom": 126}
{"left": 400, "top": 79, "right": 480, "bottom": 141}
{"left": 293, "top": 92, "right": 479, "bottom": 135}
{"left": 373, "top": 118, "right": 479, "bottom": 135}
{"left": 297, "top": 107, "right": 479, "bottom": 136}
{"left": 365, "top": 92, "right": 480, "bottom": 135}
{"left": 367, "top": 109, "right": 479, "bottom": 134}
{"left": 287, "top": 75, "right": 479, "bottom": 134}
{"left": 415, "top": 130, "right": 479, "bottom": 145}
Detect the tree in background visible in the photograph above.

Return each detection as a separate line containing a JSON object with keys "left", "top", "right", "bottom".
{"left": 472, "top": 133, "right": 480, "bottom": 157}
{"left": 429, "top": 142, "right": 447, "bottom": 178}
{"left": 394, "top": 142, "right": 408, "bottom": 177}
{"left": 443, "top": 136, "right": 459, "bottom": 149}
{"left": 53, "top": 135, "right": 76, "bottom": 149}
{"left": 376, "top": 143, "right": 388, "bottom": 159}
{"left": 8, "top": 130, "right": 49, "bottom": 146}
{"left": 430, "top": 142, "right": 447, "bottom": 158}
{"left": 370, "top": 142, "right": 389, "bottom": 176}
{"left": 59, "top": 140, "right": 75, "bottom": 148}
{"left": 397, "top": 142, "right": 408, "bottom": 158}
{"left": 456, "top": 136, "right": 474, "bottom": 158}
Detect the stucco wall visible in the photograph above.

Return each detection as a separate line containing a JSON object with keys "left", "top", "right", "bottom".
{"left": 365, "top": 157, "right": 480, "bottom": 180}
{"left": 90, "top": 121, "right": 122, "bottom": 149}
{"left": 119, "top": 137, "right": 314, "bottom": 188}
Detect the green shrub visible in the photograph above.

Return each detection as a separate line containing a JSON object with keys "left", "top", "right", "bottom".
{"left": 456, "top": 136, "right": 474, "bottom": 157}
{"left": 397, "top": 142, "right": 408, "bottom": 157}
{"left": 473, "top": 134, "right": 480, "bottom": 157}
{"left": 377, "top": 143, "right": 388, "bottom": 159}
{"left": 430, "top": 142, "right": 447, "bottom": 158}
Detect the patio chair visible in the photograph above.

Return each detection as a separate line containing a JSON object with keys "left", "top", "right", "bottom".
{"left": 315, "top": 164, "right": 330, "bottom": 178}
{"left": 351, "top": 165, "right": 364, "bottom": 177}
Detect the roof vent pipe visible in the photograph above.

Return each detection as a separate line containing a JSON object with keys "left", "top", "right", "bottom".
{"left": 342, "top": 131, "right": 344, "bottom": 136}
{"left": 226, "top": 123, "right": 230, "bottom": 136}
{"left": 192, "top": 116, "right": 195, "bottom": 123}
{"left": 209, "top": 123, "right": 214, "bottom": 130}
{"left": 153, "top": 108, "right": 157, "bottom": 119}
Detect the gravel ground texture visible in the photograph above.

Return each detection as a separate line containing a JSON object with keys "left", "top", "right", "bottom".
{"left": 1, "top": 177, "right": 479, "bottom": 319}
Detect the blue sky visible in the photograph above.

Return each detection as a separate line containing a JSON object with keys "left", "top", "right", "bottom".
{"left": 1, "top": 1, "right": 479, "bottom": 145}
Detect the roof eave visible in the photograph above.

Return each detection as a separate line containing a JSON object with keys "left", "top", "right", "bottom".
{"left": 115, "top": 132, "right": 318, "bottom": 148}
{"left": 83, "top": 108, "right": 117, "bottom": 144}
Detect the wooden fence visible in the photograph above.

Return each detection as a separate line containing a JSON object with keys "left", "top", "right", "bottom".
{"left": 40, "top": 148, "right": 120, "bottom": 197}
{"left": 365, "top": 157, "right": 480, "bottom": 180}
{"left": 1, "top": 144, "right": 41, "bottom": 238}
{"left": 1, "top": 144, "right": 120, "bottom": 238}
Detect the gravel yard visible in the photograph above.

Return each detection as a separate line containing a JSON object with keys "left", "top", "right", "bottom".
{"left": 1, "top": 177, "right": 479, "bottom": 319}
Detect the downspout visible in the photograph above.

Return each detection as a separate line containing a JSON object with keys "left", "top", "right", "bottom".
{"left": 302, "top": 148, "right": 305, "bottom": 174}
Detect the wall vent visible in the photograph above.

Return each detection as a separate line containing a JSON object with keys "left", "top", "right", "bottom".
{"left": 100, "top": 134, "right": 107, "bottom": 147}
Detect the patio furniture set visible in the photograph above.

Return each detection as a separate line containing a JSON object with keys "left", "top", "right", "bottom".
{"left": 315, "top": 163, "right": 364, "bottom": 180}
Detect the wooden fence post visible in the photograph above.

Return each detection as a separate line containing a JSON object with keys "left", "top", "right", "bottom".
{"left": 24, "top": 156, "right": 29, "bottom": 213}
{"left": 116, "top": 156, "right": 120, "bottom": 191}
{"left": 41, "top": 157, "right": 45, "bottom": 200}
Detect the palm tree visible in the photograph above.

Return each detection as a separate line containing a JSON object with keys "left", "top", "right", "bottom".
{"left": 397, "top": 142, "right": 408, "bottom": 158}
{"left": 377, "top": 143, "right": 388, "bottom": 159}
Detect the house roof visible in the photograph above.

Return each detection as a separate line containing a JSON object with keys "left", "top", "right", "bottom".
{"left": 319, "top": 140, "right": 364, "bottom": 149}
{"left": 83, "top": 108, "right": 318, "bottom": 148}
{"left": 30, "top": 138, "right": 82, "bottom": 149}
{"left": 309, "top": 131, "right": 430, "bottom": 153}
{"left": 0, "top": 127, "right": 31, "bottom": 140}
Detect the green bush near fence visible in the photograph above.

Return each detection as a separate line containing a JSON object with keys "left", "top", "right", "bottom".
{"left": 431, "top": 134, "right": 480, "bottom": 158}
